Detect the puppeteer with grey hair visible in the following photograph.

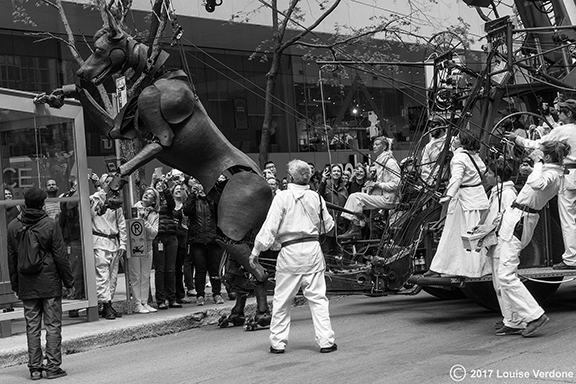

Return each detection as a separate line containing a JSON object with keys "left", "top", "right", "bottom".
{"left": 249, "top": 159, "right": 338, "bottom": 354}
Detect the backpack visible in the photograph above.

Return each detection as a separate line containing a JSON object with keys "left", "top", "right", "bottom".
{"left": 17, "top": 222, "right": 47, "bottom": 274}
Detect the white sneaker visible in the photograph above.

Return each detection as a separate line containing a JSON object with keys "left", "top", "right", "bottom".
{"left": 144, "top": 303, "right": 158, "bottom": 313}
{"left": 134, "top": 303, "right": 150, "bottom": 314}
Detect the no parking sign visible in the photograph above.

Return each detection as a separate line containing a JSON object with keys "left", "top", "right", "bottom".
{"left": 127, "top": 218, "right": 147, "bottom": 258}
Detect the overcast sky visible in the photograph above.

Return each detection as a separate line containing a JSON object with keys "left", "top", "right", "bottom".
{"left": 74, "top": 0, "right": 514, "bottom": 50}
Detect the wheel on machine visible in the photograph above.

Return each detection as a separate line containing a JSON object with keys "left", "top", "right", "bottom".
{"left": 460, "top": 277, "right": 563, "bottom": 312}
{"left": 422, "top": 286, "right": 467, "bottom": 300}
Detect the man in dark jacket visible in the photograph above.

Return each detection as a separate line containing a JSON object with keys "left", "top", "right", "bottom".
{"left": 7, "top": 187, "right": 75, "bottom": 380}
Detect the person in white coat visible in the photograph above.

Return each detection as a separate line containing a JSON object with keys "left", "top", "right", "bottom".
{"left": 494, "top": 140, "right": 570, "bottom": 337}
{"left": 505, "top": 99, "right": 576, "bottom": 270}
{"left": 420, "top": 117, "right": 449, "bottom": 186}
{"left": 426, "top": 132, "right": 491, "bottom": 277}
{"left": 480, "top": 161, "right": 518, "bottom": 335}
{"left": 249, "top": 159, "right": 337, "bottom": 354}
{"left": 129, "top": 187, "right": 160, "bottom": 314}
{"left": 90, "top": 174, "right": 128, "bottom": 320}
{"left": 338, "top": 136, "right": 401, "bottom": 240}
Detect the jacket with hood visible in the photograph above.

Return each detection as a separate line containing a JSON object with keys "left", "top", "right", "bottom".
{"left": 7, "top": 207, "right": 74, "bottom": 300}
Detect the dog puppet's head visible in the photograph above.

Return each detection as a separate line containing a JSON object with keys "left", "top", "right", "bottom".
{"left": 76, "top": 12, "right": 138, "bottom": 85}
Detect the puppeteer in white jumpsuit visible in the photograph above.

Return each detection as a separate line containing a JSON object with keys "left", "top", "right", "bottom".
{"left": 514, "top": 122, "right": 576, "bottom": 268}
{"left": 484, "top": 180, "right": 517, "bottom": 326}
{"left": 496, "top": 161, "right": 564, "bottom": 329}
{"left": 250, "top": 163, "right": 336, "bottom": 352}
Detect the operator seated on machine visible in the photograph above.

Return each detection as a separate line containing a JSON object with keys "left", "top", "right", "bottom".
{"left": 338, "top": 136, "right": 401, "bottom": 241}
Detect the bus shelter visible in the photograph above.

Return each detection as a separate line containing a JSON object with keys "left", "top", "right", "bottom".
{"left": 0, "top": 88, "right": 98, "bottom": 337}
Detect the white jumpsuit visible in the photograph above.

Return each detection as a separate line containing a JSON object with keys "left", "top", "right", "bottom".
{"left": 484, "top": 181, "right": 517, "bottom": 326}
{"left": 90, "top": 191, "right": 128, "bottom": 303}
{"left": 496, "top": 163, "right": 564, "bottom": 327}
{"left": 252, "top": 183, "right": 335, "bottom": 351}
{"left": 516, "top": 124, "right": 576, "bottom": 266}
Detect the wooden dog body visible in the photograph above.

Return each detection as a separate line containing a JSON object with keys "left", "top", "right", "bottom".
{"left": 75, "top": 22, "right": 272, "bottom": 244}
{"left": 49, "top": 16, "right": 275, "bottom": 326}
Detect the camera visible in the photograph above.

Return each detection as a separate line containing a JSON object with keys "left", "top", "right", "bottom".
{"left": 521, "top": 157, "right": 534, "bottom": 167}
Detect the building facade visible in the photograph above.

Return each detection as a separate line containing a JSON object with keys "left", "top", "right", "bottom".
{"left": 0, "top": 0, "right": 485, "bottom": 177}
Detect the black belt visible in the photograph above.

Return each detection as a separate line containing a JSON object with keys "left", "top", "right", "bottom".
{"left": 511, "top": 201, "right": 540, "bottom": 214}
{"left": 565, "top": 163, "right": 576, "bottom": 169}
{"left": 281, "top": 236, "right": 319, "bottom": 248}
{"left": 460, "top": 183, "right": 482, "bottom": 188}
{"left": 92, "top": 231, "right": 119, "bottom": 240}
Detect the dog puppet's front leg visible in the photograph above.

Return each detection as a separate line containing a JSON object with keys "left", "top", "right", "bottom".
{"left": 118, "top": 142, "right": 163, "bottom": 177}
{"left": 105, "top": 142, "right": 163, "bottom": 194}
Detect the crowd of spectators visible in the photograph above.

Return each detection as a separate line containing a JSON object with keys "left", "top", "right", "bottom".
{"left": 5, "top": 94, "right": 574, "bottom": 340}
{"left": 257, "top": 136, "right": 403, "bottom": 263}
{"left": 3, "top": 167, "right": 234, "bottom": 319}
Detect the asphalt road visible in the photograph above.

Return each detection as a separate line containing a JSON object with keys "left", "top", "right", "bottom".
{"left": 2, "top": 281, "right": 576, "bottom": 384}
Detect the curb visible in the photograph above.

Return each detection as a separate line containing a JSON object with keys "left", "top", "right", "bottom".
{"left": 0, "top": 296, "right": 310, "bottom": 369}
{"left": 0, "top": 302, "right": 254, "bottom": 369}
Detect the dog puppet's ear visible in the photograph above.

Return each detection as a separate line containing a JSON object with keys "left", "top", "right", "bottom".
{"left": 104, "top": 6, "right": 124, "bottom": 40}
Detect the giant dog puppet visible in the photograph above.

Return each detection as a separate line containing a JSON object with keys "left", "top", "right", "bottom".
{"left": 36, "top": 14, "right": 274, "bottom": 328}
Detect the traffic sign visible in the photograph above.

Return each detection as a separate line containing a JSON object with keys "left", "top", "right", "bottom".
{"left": 127, "top": 218, "right": 147, "bottom": 258}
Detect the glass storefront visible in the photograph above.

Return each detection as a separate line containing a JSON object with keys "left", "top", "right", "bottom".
{"left": 0, "top": 88, "right": 98, "bottom": 337}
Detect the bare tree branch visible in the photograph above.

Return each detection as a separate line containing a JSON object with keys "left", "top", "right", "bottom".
{"left": 276, "top": 0, "right": 298, "bottom": 43}
{"left": 28, "top": 32, "right": 80, "bottom": 55}
{"left": 279, "top": 0, "right": 341, "bottom": 53}
{"left": 38, "top": 0, "right": 59, "bottom": 10}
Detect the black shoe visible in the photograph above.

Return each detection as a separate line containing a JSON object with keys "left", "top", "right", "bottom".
{"left": 494, "top": 321, "right": 504, "bottom": 330}
{"left": 68, "top": 309, "right": 79, "bottom": 318}
{"left": 158, "top": 302, "right": 168, "bottom": 310}
{"left": 522, "top": 314, "right": 549, "bottom": 337}
{"left": 110, "top": 306, "right": 122, "bottom": 318}
{"left": 552, "top": 261, "right": 576, "bottom": 270}
{"left": 102, "top": 302, "right": 115, "bottom": 320}
{"left": 495, "top": 326, "right": 524, "bottom": 336}
{"left": 270, "top": 347, "right": 285, "bottom": 354}
{"left": 46, "top": 368, "right": 67, "bottom": 379}
{"left": 30, "top": 370, "right": 42, "bottom": 380}
{"left": 169, "top": 302, "right": 182, "bottom": 308}
{"left": 320, "top": 343, "right": 338, "bottom": 353}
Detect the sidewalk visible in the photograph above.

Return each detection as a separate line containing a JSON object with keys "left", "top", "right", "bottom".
{"left": 0, "top": 275, "right": 261, "bottom": 369}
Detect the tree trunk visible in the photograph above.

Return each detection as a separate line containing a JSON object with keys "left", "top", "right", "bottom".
{"left": 258, "top": 52, "right": 281, "bottom": 168}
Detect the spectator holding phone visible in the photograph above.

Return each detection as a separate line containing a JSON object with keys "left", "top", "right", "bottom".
{"left": 152, "top": 177, "right": 180, "bottom": 309}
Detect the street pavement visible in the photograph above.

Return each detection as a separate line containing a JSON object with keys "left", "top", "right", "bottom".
{"left": 0, "top": 274, "right": 258, "bottom": 369}
{"left": 1, "top": 279, "right": 576, "bottom": 383}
